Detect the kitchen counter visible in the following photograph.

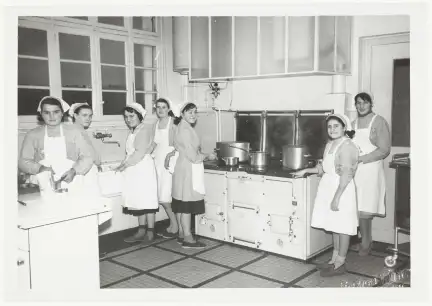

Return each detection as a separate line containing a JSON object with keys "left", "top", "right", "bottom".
{"left": 18, "top": 191, "right": 112, "bottom": 229}
{"left": 204, "top": 160, "right": 313, "bottom": 178}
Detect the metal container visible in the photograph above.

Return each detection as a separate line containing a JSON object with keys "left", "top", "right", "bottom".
{"left": 282, "top": 145, "right": 313, "bottom": 170}
{"left": 215, "top": 141, "right": 250, "bottom": 163}
{"left": 249, "top": 151, "right": 270, "bottom": 168}
{"left": 221, "top": 157, "right": 239, "bottom": 166}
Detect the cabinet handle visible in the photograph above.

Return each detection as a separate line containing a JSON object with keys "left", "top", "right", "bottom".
{"left": 17, "top": 259, "right": 25, "bottom": 266}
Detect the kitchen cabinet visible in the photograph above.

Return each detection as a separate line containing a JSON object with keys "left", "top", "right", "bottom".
{"left": 186, "top": 16, "right": 352, "bottom": 81}
{"left": 196, "top": 170, "right": 333, "bottom": 260}
{"left": 17, "top": 194, "right": 111, "bottom": 290}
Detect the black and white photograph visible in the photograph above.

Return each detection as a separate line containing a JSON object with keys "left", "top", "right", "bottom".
{"left": 2, "top": 0, "right": 431, "bottom": 305}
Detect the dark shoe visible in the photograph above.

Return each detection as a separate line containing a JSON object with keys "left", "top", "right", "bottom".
{"left": 159, "top": 228, "right": 178, "bottom": 239}
{"left": 177, "top": 236, "right": 184, "bottom": 244}
{"left": 315, "top": 261, "right": 333, "bottom": 270}
{"left": 320, "top": 264, "right": 347, "bottom": 277}
{"left": 181, "top": 241, "right": 206, "bottom": 249}
{"left": 350, "top": 243, "right": 362, "bottom": 252}
{"left": 124, "top": 234, "right": 146, "bottom": 243}
{"left": 359, "top": 242, "right": 373, "bottom": 257}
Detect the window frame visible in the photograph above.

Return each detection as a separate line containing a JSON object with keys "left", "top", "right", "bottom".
{"left": 18, "top": 16, "right": 161, "bottom": 129}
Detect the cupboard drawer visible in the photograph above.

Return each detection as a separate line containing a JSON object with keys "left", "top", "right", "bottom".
{"left": 17, "top": 228, "right": 29, "bottom": 252}
{"left": 264, "top": 179, "right": 294, "bottom": 215}
{"left": 204, "top": 173, "right": 226, "bottom": 204}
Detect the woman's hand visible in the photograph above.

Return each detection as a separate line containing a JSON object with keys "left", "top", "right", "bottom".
{"left": 60, "top": 168, "right": 76, "bottom": 184}
{"left": 38, "top": 165, "right": 54, "bottom": 174}
{"left": 97, "top": 166, "right": 103, "bottom": 173}
{"left": 291, "top": 169, "right": 308, "bottom": 178}
{"left": 164, "top": 151, "right": 176, "bottom": 169}
{"left": 330, "top": 196, "right": 340, "bottom": 211}
{"left": 207, "top": 152, "right": 217, "bottom": 161}
{"left": 114, "top": 163, "right": 127, "bottom": 173}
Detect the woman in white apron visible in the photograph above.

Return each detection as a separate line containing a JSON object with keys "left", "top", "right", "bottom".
{"left": 115, "top": 103, "right": 159, "bottom": 243}
{"left": 293, "top": 114, "right": 359, "bottom": 277}
{"left": 351, "top": 92, "right": 390, "bottom": 256}
{"left": 151, "top": 98, "right": 179, "bottom": 238}
{"left": 18, "top": 96, "right": 94, "bottom": 196}
{"left": 69, "top": 103, "right": 101, "bottom": 196}
{"left": 165, "top": 103, "right": 217, "bottom": 249}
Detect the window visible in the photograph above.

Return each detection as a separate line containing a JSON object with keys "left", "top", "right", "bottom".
{"left": 59, "top": 32, "right": 93, "bottom": 107}
{"left": 18, "top": 26, "right": 50, "bottom": 115}
{"left": 133, "top": 43, "right": 157, "bottom": 111}
{"left": 18, "top": 17, "right": 160, "bottom": 123}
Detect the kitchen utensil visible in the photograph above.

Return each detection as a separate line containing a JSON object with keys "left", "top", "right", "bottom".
{"left": 282, "top": 145, "right": 314, "bottom": 170}
{"left": 221, "top": 157, "right": 239, "bottom": 167}
{"left": 249, "top": 151, "right": 270, "bottom": 168}
{"left": 215, "top": 141, "right": 250, "bottom": 163}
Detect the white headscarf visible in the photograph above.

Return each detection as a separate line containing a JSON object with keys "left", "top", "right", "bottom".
{"left": 68, "top": 102, "right": 89, "bottom": 116}
{"left": 327, "top": 113, "right": 354, "bottom": 132}
{"left": 127, "top": 102, "right": 147, "bottom": 117}
{"left": 37, "top": 96, "right": 70, "bottom": 113}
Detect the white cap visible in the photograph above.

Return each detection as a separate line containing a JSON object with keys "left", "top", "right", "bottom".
{"left": 327, "top": 113, "right": 354, "bottom": 131}
{"left": 69, "top": 102, "right": 89, "bottom": 116}
{"left": 155, "top": 97, "right": 174, "bottom": 109}
{"left": 172, "top": 102, "right": 191, "bottom": 117}
{"left": 37, "top": 96, "right": 70, "bottom": 113}
{"left": 127, "top": 102, "right": 147, "bottom": 116}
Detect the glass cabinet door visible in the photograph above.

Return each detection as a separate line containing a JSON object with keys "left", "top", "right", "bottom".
{"left": 287, "top": 17, "right": 315, "bottom": 72}
{"left": 190, "top": 17, "right": 210, "bottom": 79}
{"left": 259, "top": 17, "right": 285, "bottom": 75}
{"left": 211, "top": 16, "right": 232, "bottom": 78}
{"left": 318, "top": 16, "right": 336, "bottom": 72}
{"left": 234, "top": 17, "right": 257, "bottom": 77}
{"left": 335, "top": 16, "right": 352, "bottom": 73}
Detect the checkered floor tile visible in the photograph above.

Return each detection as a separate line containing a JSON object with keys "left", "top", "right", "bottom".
{"left": 108, "top": 274, "right": 180, "bottom": 288}
{"left": 100, "top": 261, "right": 140, "bottom": 287}
{"left": 201, "top": 271, "right": 283, "bottom": 288}
{"left": 196, "top": 244, "right": 264, "bottom": 268}
{"left": 150, "top": 258, "right": 229, "bottom": 287}
{"left": 241, "top": 255, "right": 316, "bottom": 283}
{"left": 112, "top": 246, "right": 185, "bottom": 271}
{"left": 296, "top": 270, "right": 373, "bottom": 288}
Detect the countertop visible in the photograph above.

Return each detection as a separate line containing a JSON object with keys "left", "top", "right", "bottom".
{"left": 18, "top": 191, "right": 112, "bottom": 229}
{"left": 204, "top": 160, "right": 314, "bottom": 179}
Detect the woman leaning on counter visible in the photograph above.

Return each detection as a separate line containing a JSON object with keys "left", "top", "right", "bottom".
{"left": 165, "top": 103, "right": 217, "bottom": 249}
{"left": 293, "top": 113, "right": 359, "bottom": 277}
{"left": 115, "top": 103, "right": 159, "bottom": 243}
{"left": 18, "top": 96, "right": 94, "bottom": 194}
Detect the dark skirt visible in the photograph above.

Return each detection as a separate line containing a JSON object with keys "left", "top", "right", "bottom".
{"left": 172, "top": 198, "right": 205, "bottom": 214}
{"left": 123, "top": 207, "right": 159, "bottom": 216}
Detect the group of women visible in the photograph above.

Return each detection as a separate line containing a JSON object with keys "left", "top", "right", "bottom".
{"left": 18, "top": 92, "right": 389, "bottom": 265}
{"left": 18, "top": 95, "right": 216, "bottom": 250}
{"left": 292, "top": 92, "right": 390, "bottom": 277}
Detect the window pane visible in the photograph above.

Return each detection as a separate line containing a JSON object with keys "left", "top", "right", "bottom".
{"left": 318, "top": 16, "right": 336, "bottom": 71}
{"left": 18, "top": 88, "right": 50, "bottom": 116}
{"left": 59, "top": 33, "right": 90, "bottom": 61}
{"left": 101, "top": 66, "right": 126, "bottom": 90}
{"left": 135, "top": 93, "right": 145, "bottom": 108}
{"left": 67, "top": 16, "right": 88, "bottom": 20}
{"left": 100, "top": 39, "right": 125, "bottom": 65}
{"left": 102, "top": 92, "right": 126, "bottom": 115}
{"left": 288, "top": 17, "right": 315, "bottom": 72}
{"left": 62, "top": 90, "right": 92, "bottom": 105}
{"left": 98, "top": 17, "right": 124, "bottom": 27}
{"left": 18, "top": 27, "right": 48, "bottom": 57}
{"left": 60, "top": 62, "right": 92, "bottom": 88}
{"left": 134, "top": 69, "right": 155, "bottom": 91}
{"left": 134, "top": 44, "right": 155, "bottom": 67}
{"left": 133, "top": 17, "right": 155, "bottom": 32}
{"left": 18, "top": 58, "right": 49, "bottom": 86}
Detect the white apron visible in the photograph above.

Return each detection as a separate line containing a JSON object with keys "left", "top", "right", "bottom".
{"left": 352, "top": 115, "right": 386, "bottom": 216}
{"left": 37, "top": 125, "right": 84, "bottom": 196}
{"left": 122, "top": 124, "right": 159, "bottom": 210}
{"left": 153, "top": 117, "right": 175, "bottom": 203}
{"left": 311, "top": 138, "right": 358, "bottom": 235}
{"left": 192, "top": 162, "right": 205, "bottom": 195}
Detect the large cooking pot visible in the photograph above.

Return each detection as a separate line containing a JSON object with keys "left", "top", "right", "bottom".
{"left": 282, "top": 145, "right": 315, "bottom": 170}
{"left": 249, "top": 151, "right": 270, "bottom": 168}
{"left": 215, "top": 141, "right": 250, "bottom": 163}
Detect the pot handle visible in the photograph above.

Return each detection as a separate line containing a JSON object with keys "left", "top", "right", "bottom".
{"left": 228, "top": 145, "right": 249, "bottom": 153}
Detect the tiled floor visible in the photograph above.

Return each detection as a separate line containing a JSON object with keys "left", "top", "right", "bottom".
{"left": 99, "top": 233, "right": 410, "bottom": 288}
